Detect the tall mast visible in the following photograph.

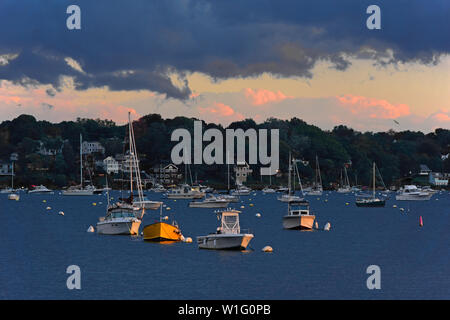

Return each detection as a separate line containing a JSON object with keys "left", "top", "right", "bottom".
{"left": 11, "top": 161, "right": 14, "bottom": 189}
{"left": 128, "top": 112, "right": 133, "bottom": 197}
{"left": 288, "top": 152, "right": 292, "bottom": 196}
{"left": 373, "top": 162, "right": 376, "bottom": 198}
{"left": 80, "top": 134, "right": 83, "bottom": 187}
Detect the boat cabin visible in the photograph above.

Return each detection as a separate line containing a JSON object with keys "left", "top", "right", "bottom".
{"left": 287, "top": 200, "right": 311, "bottom": 216}
{"left": 217, "top": 209, "right": 241, "bottom": 234}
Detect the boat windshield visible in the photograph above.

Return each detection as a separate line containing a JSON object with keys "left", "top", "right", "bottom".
{"left": 109, "top": 211, "right": 136, "bottom": 219}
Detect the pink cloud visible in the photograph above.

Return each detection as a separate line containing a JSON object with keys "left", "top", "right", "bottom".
{"left": 336, "top": 94, "right": 411, "bottom": 119}
{"left": 430, "top": 109, "right": 450, "bottom": 122}
{"left": 245, "top": 88, "right": 293, "bottom": 106}
{"left": 198, "top": 102, "right": 244, "bottom": 123}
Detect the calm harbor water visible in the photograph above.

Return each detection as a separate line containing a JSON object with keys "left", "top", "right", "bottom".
{"left": 1, "top": 190, "right": 449, "bottom": 299}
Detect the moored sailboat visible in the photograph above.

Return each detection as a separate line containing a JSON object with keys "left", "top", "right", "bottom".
{"left": 96, "top": 112, "right": 145, "bottom": 235}
{"left": 355, "top": 162, "right": 385, "bottom": 207}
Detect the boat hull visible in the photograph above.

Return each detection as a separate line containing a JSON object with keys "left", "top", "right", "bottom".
{"left": 395, "top": 194, "right": 432, "bottom": 201}
{"left": 143, "top": 222, "right": 182, "bottom": 242}
{"left": 62, "top": 190, "right": 94, "bottom": 196}
{"left": 8, "top": 193, "right": 19, "bottom": 201}
{"left": 134, "top": 201, "right": 162, "bottom": 210}
{"left": 189, "top": 201, "right": 230, "bottom": 208}
{"left": 197, "top": 234, "right": 254, "bottom": 250}
{"left": 96, "top": 219, "right": 141, "bottom": 235}
{"left": 282, "top": 215, "right": 315, "bottom": 230}
{"left": 356, "top": 200, "right": 385, "bottom": 207}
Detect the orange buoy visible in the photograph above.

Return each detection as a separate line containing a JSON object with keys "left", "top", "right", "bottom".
{"left": 419, "top": 216, "right": 423, "bottom": 227}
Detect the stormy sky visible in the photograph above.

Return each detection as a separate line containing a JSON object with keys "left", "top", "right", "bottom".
{"left": 0, "top": 0, "right": 449, "bottom": 131}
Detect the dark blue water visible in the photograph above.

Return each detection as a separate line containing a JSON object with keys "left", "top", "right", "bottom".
{"left": 1, "top": 190, "right": 449, "bottom": 299}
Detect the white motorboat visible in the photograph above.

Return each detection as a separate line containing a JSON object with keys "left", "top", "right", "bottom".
{"left": 27, "top": 185, "right": 53, "bottom": 194}
{"left": 96, "top": 112, "right": 146, "bottom": 235}
{"left": 197, "top": 208, "right": 254, "bottom": 250}
{"left": 150, "top": 184, "right": 167, "bottom": 193}
{"left": 278, "top": 194, "right": 303, "bottom": 202}
{"left": 167, "top": 184, "right": 205, "bottom": 199}
{"left": 216, "top": 194, "right": 240, "bottom": 203}
{"left": 0, "top": 187, "right": 15, "bottom": 194}
{"left": 97, "top": 201, "right": 142, "bottom": 235}
{"left": 262, "top": 186, "right": 276, "bottom": 193}
{"left": 282, "top": 200, "right": 315, "bottom": 230}
{"left": 133, "top": 195, "right": 162, "bottom": 210}
{"left": 231, "top": 185, "right": 252, "bottom": 196}
{"left": 395, "top": 185, "right": 432, "bottom": 201}
{"left": 276, "top": 186, "right": 289, "bottom": 193}
{"left": 189, "top": 195, "right": 230, "bottom": 208}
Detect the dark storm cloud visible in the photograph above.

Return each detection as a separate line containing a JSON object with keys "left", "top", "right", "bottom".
{"left": 0, "top": 0, "right": 448, "bottom": 99}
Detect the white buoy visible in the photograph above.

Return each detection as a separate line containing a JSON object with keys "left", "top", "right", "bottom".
{"left": 58, "top": 211, "right": 64, "bottom": 216}
{"left": 240, "top": 205, "right": 245, "bottom": 209}
{"left": 46, "top": 206, "right": 51, "bottom": 210}
{"left": 393, "top": 204, "right": 397, "bottom": 208}
{"left": 400, "top": 208, "right": 405, "bottom": 212}
{"left": 166, "top": 207, "right": 171, "bottom": 210}
{"left": 315, "top": 221, "right": 319, "bottom": 229}
{"left": 324, "top": 222, "right": 331, "bottom": 231}
{"left": 87, "top": 226, "right": 95, "bottom": 233}
{"left": 185, "top": 237, "right": 193, "bottom": 243}
{"left": 163, "top": 215, "right": 169, "bottom": 220}
{"left": 262, "top": 246, "right": 273, "bottom": 252}
{"left": 256, "top": 213, "right": 261, "bottom": 218}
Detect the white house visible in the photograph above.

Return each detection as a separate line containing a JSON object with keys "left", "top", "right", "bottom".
{"left": 82, "top": 141, "right": 105, "bottom": 155}
{"left": 102, "top": 156, "right": 120, "bottom": 174}
{"left": 429, "top": 172, "right": 449, "bottom": 186}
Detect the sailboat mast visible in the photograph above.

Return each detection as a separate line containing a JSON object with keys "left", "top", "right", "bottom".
{"left": 373, "top": 162, "right": 376, "bottom": 198}
{"left": 288, "top": 152, "right": 292, "bottom": 195}
{"left": 11, "top": 161, "right": 14, "bottom": 189}
{"left": 128, "top": 113, "right": 133, "bottom": 197}
{"left": 80, "top": 134, "right": 83, "bottom": 187}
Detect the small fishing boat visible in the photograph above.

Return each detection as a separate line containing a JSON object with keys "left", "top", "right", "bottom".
{"left": 355, "top": 162, "right": 386, "bottom": 207}
{"left": 142, "top": 205, "right": 182, "bottom": 242}
{"left": 197, "top": 209, "right": 254, "bottom": 250}
{"left": 189, "top": 195, "right": 230, "bottom": 208}
{"left": 282, "top": 200, "right": 316, "bottom": 230}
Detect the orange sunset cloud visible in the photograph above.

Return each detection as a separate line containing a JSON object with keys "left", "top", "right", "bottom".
{"left": 336, "top": 94, "right": 411, "bottom": 119}
{"left": 245, "top": 88, "right": 293, "bottom": 106}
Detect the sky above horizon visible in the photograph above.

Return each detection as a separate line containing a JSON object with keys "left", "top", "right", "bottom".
{"left": 0, "top": 0, "right": 449, "bottom": 132}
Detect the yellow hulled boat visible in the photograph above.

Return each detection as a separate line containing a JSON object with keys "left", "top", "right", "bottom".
{"left": 143, "top": 221, "right": 182, "bottom": 242}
